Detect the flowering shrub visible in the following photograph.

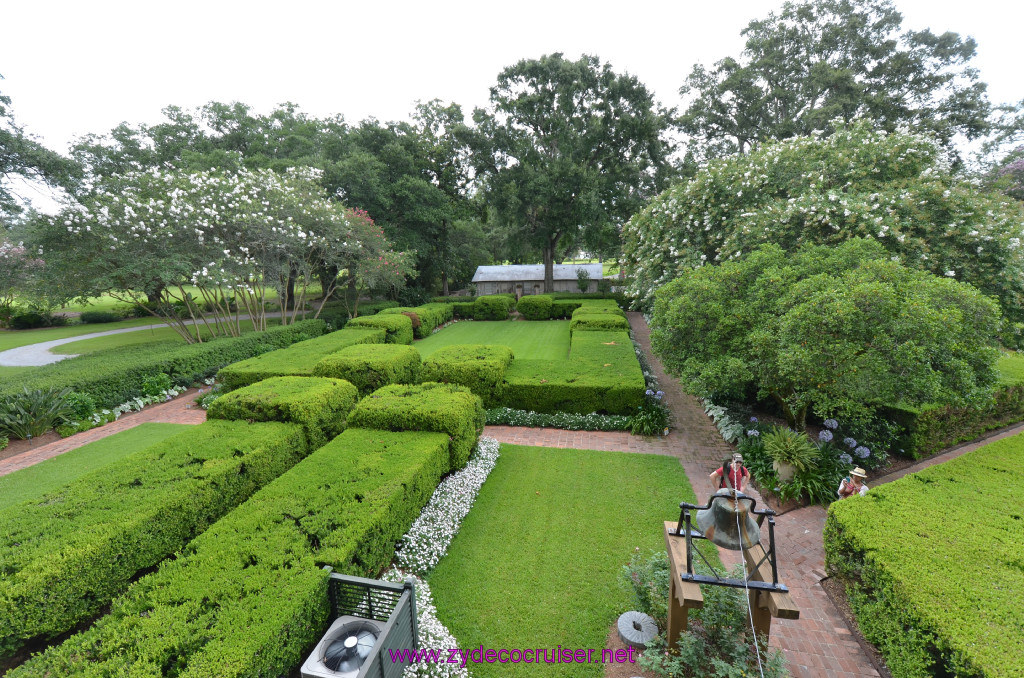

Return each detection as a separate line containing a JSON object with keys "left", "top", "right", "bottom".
{"left": 485, "top": 407, "right": 631, "bottom": 431}
{"left": 623, "top": 119, "right": 1024, "bottom": 320}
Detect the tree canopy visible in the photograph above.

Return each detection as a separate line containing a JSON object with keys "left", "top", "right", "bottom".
{"left": 470, "top": 53, "right": 673, "bottom": 291}
{"left": 622, "top": 120, "right": 1024, "bottom": 320}
{"left": 678, "top": 0, "right": 991, "bottom": 164}
{"left": 650, "top": 239, "right": 1001, "bottom": 430}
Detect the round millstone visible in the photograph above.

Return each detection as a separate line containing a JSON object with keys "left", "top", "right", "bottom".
{"left": 616, "top": 610, "right": 657, "bottom": 649}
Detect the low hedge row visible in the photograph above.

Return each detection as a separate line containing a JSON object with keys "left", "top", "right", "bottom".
{"left": 0, "top": 419, "right": 309, "bottom": 660}
{"left": 347, "top": 382, "right": 485, "bottom": 470}
{"left": 208, "top": 376, "right": 359, "bottom": 448}
{"left": 379, "top": 303, "right": 454, "bottom": 338}
{"left": 10, "top": 428, "right": 452, "bottom": 678}
{"left": 497, "top": 330, "right": 644, "bottom": 414}
{"left": 569, "top": 313, "right": 631, "bottom": 333}
{"left": 824, "top": 434, "right": 1024, "bottom": 678}
{"left": 421, "top": 344, "right": 514, "bottom": 406}
{"left": 515, "top": 295, "right": 623, "bottom": 321}
{"left": 551, "top": 300, "right": 583, "bottom": 318}
{"left": 217, "top": 327, "right": 385, "bottom": 390}
{"left": 0, "top": 320, "right": 328, "bottom": 408}
{"left": 472, "top": 295, "right": 513, "bottom": 320}
{"left": 516, "top": 295, "right": 553, "bottom": 320}
{"left": 316, "top": 300, "right": 400, "bottom": 330}
{"left": 570, "top": 300, "right": 625, "bottom": 317}
{"left": 347, "top": 313, "right": 414, "bottom": 344}
{"left": 313, "top": 344, "right": 421, "bottom": 395}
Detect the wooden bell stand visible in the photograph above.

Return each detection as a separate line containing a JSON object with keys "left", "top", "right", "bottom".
{"left": 664, "top": 521, "right": 799, "bottom": 647}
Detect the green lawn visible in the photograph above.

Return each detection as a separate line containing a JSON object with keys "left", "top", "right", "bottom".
{"left": 52, "top": 318, "right": 270, "bottom": 355}
{"left": 415, "top": 321, "right": 571, "bottom": 360}
{"left": 429, "top": 444, "right": 694, "bottom": 677}
{"left": 0, "top": 423, "right": 190, "bottom": 510}
{"left": 996, "top": 350, "right": 1024, "bottom": 385}
{"left": 0, "top": 317, "right": 160, "bottom": 352}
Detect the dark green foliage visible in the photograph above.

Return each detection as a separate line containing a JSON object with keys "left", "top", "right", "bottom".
{"left": 348, "top": 382, "right": 485, "bottom": 470}
{"left": 61, "top": 392, "right": 96, "bottom": 421}
{"left": 0, "top": 420, "right": 308, "bottom": 660}
{"left": 0, "top": 320, "right": 327, "bottom": 408}
{"left": 9, "top": 428, "right": 450, "bottom": 678}
{"left": 316, "top": 300, "right": 399, "bottom": 330}
{"left": 217, "top": 327, "right": 385, "bottom": 390}
{"left": 346, "top": 313, "right": 414, "bottom": 344}
{"left": 516, "top": 295, "right": 553, "bottom": 320}
{"left": 825, "top": 434, "right": 1024, "bottom": 677}
{"left": 207, "top": 376, "right": 359, "bottom": 448}
{"left": 313, "top": 344, "right": 421, "bottom": 395}
{"left": 77, "top": 310, "right": 122, "bottom": 324}
{"left": 140, "top": 371, "right": 172, "bottom": 397}
{"left": 378, "top": 302, "right": 454, "bottom": 338}
{"left": 0, "top": 387, "right": 75, "bottom": 439}
{"left": 421, "top": 344, "right": 514, "bottom": 406}
{"left": 569, "top": 313, "right": 630, "bottom": 333}
{"left": 498, "top": 330, "right": 645, "bottom": 414}
{"left": 486, "top": 407, "right": 631, "bottom": 431}
{"left": 451, "top": 301, "right": 476, "bottom": 318}
{"left": 8, "top": 310, "right": 68, "bottom": 330}
{"left": 550, "top": 300, "right": 583, "bottom": 319}
{"left": 472, "top": 295, "right": 512, "bottom": 320}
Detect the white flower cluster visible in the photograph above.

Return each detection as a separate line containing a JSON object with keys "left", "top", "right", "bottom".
{"left": 382, "top": 569, "right": 468, "bottom": 678}
{"left": 395, "top": 437, "right": 500, "bottom": 574}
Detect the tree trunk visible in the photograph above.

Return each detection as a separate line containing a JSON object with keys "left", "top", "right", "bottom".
{"left": 285, "top": 268, "right": 297, "bottom": 311}
{"left": 146, "top": 286, "right": 164, "bottom": 306}
{"left": 543, "top": 233, "right": 561, "bottom": 293}
{"left": 441, "top": 271, "right": 449, "bottom": 297}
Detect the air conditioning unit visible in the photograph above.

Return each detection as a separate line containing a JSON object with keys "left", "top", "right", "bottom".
{"left": 300, "top": 571, "right": 418, "bottom": 678}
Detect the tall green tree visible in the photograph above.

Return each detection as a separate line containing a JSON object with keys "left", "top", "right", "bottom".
{"left": 470, "top": 53, "right": 672, "bottom": 291}
{"left": 1, "top": 76, "right": 81, "bottom": 220}
{"left": 678, "top": 0, "right": 991, "bottom": 163}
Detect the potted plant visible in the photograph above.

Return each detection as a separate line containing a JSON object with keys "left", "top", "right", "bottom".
{"left": 762, "top": 425, "right": 818, "bottom": 481}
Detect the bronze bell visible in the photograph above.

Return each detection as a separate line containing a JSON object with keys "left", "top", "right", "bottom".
{"left": 696, "top": 490, "right": 761, "bottom": 550}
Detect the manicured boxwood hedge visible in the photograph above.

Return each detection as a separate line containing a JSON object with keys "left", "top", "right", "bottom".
{"left": 207, "top": 376, "right": 359, "bottom": 448}
{"left": 313, "top": 344, "right": 421, "bottom": 395}
{"left": 316, "top": 300, "right": 399, "bottom": 330}
{"left": 346, "top": 312, "right": 414, "bottom": 344}
{"left": 421, "top": 344, "right": 514, "bottom": 406}
{"left": 347, "top": 382, "right": 485, "bottom": 470}
{"left": 9, "top": 428, "right": 451, "bottom": 678}
{"left": 379, "top": 302, "right": 454, "bottom": 338}
{"left": 0, "top": 419, "right": 308, "bottom": 660}
{"left": 516, "top": 295, "right": 553, "bottom": 320}
{"left": 217, "top": 327, "right": 385, "bottom": 390}
{"left": 570, "top": 300, "right": 626, "bottom": 317}
{"left": 472, "top": 295, "right": 512, "bottom": 320}
{"left": 824, "top": 433, "right": 1024, "bottom": 678}
{"left": 497, "top": 330, "right": 644, "bottom": 414}
{"left": 0, "top": 320, "right": 328, "bottom": 408}
{"left": 451, "top": 301, "right": 476, "bottom": 318}
{"left": 569, "top": 312, "right": 631, "bottom": 333}
{"left": 550, "top": 300, "right": 583, "bottom": 319}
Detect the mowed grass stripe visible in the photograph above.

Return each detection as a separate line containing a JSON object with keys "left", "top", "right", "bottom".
{"left": 415, "top": 320, "right": 571, "bottom": 360}
{"left": 0, "top": 423, "right": 190, "bottom": 511}
{"left": 429, "top": 444, "right": 694, "bottom": 678}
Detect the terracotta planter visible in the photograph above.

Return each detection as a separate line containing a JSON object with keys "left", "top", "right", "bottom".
{"left": 773, "top": 459, "right": 797, "bottom": 482}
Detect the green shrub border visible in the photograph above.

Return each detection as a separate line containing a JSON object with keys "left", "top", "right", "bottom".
{"left": 312, "top": 344, "right": 421, "bottom": 395}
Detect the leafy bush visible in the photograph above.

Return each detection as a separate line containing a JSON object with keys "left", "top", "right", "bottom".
{"left": 0, "top": 387, "right": 75, "bottom": 439}
{"left": 651, "top": 239, "right": 1002, "bottom": 430}
{"left": 825, "top": 434, "right": 1024, "bottom": 677}
{"left": 569, "top": 312, "right": 630, "bottom": 333}
{"left": 619, "top": 548, "right": 671, "bottom": 630}
{"left": 631, "top": 389, "right": 669, "bottom": 435}
{"left": 472, "top": 295, "right": 512, "bottom": 320}
{"left": 576, "top": 267, "right": 592, "bottom": 292}
{"left": 346, "top": 312, "right": 414, "bottom": 344}
{"left": 762, "top": 425, "right": 819, "bottom": 472}
{"left": 550, "top": 300, "right": 583, "bottom": 318}
{"left": 379, "top": 302, "right": 454, "bottom": 338}
{"left": 9, "top": 428, "right": 451, "bottom": 678}
{"left": 421, "top": 344, "right": 514, "bottom": 406}
{"left": 78, "top": 310, "right": 122, "bottom": 324}
{"left": 61, "top": 391, "right": 96, "bottom": 421}
{"left": 217, "top": 326, "right": 384, "bottom": 390}
{"left": 208, "top": 376, "right": 359, "bottom": 448}
{"left": 0, "top": 435, "right": 7, "bottom": 451}
{"left": 485, "top": 407, "right": 631, "bottom": 431}
{"left": 9, "top": 310, "right": 68, "bottom": 329}
{"left": 140, "top": 371, "right": 173, "bottom": 397}
{"left": 570, "top": 299, "right": 625, "bottom": 316}
{"left": 0, "top": 320, "right": 328, "bottom": 408}
{"left": 516, "top": 294, "right": 553, "bottom": 320}
{"left": 451, "top": 301, "right": 476, "bottom": 319}
{"left": 623, "top": 118, "right": 1024, "bottom": 320}
{"left": 0, "top": 420, "right": 308, "bottom": 660}
{"left": 312, "top": 344, "right": 421, "bottom": 395}
{"left": 347, "top": 382, "right": 485, "bottom": 471}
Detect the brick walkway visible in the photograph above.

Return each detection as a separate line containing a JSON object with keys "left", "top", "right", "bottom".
{"left": 0, "top": 389, "right": 207, "bottom": 477}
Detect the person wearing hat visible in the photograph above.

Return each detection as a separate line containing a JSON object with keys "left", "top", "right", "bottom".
{"left": 710, "top": 453, "right": 749, "bottom": 495}
{"left": 837, "top": 467, "right": 869, "bottom": 499}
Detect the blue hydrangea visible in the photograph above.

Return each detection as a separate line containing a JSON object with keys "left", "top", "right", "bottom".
{"left": 855, "top": 445, "right": 871, "bottom": 458}
{"left": 655, "top": 390, "right": 664, "bottom": 400}
{"left": 823, "top": 419, "right": 839, "bottom": 430}
{"left": 747, "top": 429, "right": 760, "bottom": 437}
{"left": 750, "top": 416, "right": 758, "bottom": 423}
{"left": 645, "top": 389, "right": 654, "bottom": 397}
{"left": 818, "top": 429, "right": 833, "bottom": 442}
{"left": 839, "top": 453, "right": 853, "bottom": 464}
{"left": 844, "top": 437, "right": 857, "bottom": 448}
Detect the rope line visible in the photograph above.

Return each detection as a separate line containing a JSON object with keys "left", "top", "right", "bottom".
{"left": 733, "top": 487, "right": 766, "bottom": 678}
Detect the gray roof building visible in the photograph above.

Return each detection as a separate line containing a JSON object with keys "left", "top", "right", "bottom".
{"left": 471, "top": 264, "right": 603, "bottom": 295}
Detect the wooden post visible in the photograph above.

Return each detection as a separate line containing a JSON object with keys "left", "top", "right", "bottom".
{"left": 664, "top": 522, "right": 704, "bottom": 650}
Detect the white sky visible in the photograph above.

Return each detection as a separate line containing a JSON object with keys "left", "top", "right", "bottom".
{"left": 1, "top": 0, "right": 1022, "bottom": 154}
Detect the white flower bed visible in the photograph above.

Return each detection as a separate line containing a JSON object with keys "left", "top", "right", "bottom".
{"left": 385, "top": 436, "right": 501, "bottom": 678}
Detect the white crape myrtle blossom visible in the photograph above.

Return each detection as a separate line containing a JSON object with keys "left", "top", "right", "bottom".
{"left": 382, "top": 437, "right": 501, "bottom": 678}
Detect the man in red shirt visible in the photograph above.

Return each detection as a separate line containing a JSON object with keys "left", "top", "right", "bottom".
{"left": 709, "top": 453, "right": 749, "bottom": 495}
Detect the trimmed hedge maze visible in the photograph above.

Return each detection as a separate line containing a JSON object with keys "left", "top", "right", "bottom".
{"left": 378, "top": 302, "right": 454, "bottom": 338}
{"left": 217, "top": 326, "right": 384, "bottom": 390}
{"left": 0, "top": 419, "right": 310, "bottom": 659}
{"left": 347, "top": 313, "right": 415, "bottom": 344}
{"left": 314, "top": 343, "right": 422, "bottom": 395}
{"left": 10, "top": 382, "right": 481, "bottom": 677}
{"left": 824, "top": 434, "right": 1024, "bottom": 678}
{"left": 421, "top": 344, "right": 514, "bottom": 406}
